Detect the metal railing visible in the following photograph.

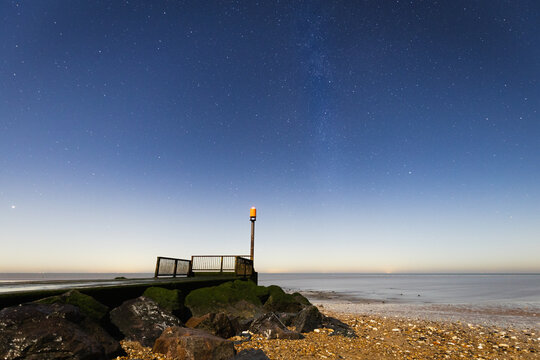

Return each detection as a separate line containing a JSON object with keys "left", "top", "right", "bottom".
{"left": 191, "top": 255, "right": 253, "bottom": 277}
{"left": 154, "top": 255, "right": 254, "bottom": 278}
{"left": 235, "top": 256, "right": 254, "bottom": 277}
{"left": 154, "top": 256, "right": 192, "bottom": 277}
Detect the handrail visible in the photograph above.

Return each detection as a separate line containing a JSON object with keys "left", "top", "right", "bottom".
{"left": 191, "top": 255, "right": 253, "bottom": 277}
{"left": 154, "top": 256, "right": 192, "bottom": 277}
{"left": 155, "top": 255, "right": 254, "bottom": 278}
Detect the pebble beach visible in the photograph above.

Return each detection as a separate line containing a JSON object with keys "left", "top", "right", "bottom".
{"left": 117, "top": 296, "right": 540, "bottom": 360}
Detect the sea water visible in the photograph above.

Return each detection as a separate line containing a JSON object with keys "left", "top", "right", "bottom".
{"left": 2, "top": 272, "right": 539, "bottom": 310}
{"left": 259, "top": 273, "right": 540, "bottom": 309}
{"left": 0, "top": 273, "right": 154, "bottom": 293}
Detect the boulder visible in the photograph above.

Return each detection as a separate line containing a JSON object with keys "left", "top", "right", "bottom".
{"left": 232, "top": 349, "right": 270, "bottom": 359}
{"left": 153, "top": 326, "right": 236, "bottom": 360}
{"left": 0, "top": 303, "right": 122, "bottom": 360}
{"left": 262, "top": 286, "right": 307, "bottom": 313}
{"left": 185, "top": 312, "right": 236, "bottom": 339}
{"left": 292, "top": 305, "right": 324, "bottom": 333}
{"left": 143, "top": 287, "right": 192, "bottom": 322}
{"left": 185, "top": 281, "right": 266, "bottom": 320}
{"left": 322, "top": 316, "right": 357, "bottom": 338}
{"left": 110, "top": 296, "right": 182, "bottom": 346}
{"left": 276, "top": 312, "right": 296, "bottom": 326}
{"left": 229, "top": 315, "right": 255, "bottom": 335}
{"left": 249, "top": 313, "right": 304, "bottom": 340}
{"left": 35, "top": 289, "right": 109, "bottom": 322}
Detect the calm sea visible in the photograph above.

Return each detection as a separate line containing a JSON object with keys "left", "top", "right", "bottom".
{"left": 0, "top": 273, "right": 156, "bottom": 293}
{"left": 0, "top": 273, "right": 153, "bottom": 282}
{"left": 259, "top": 273, "right": 540, "bottom": 309}
{"left": 1, "top": 273, "right": 539, "bottom": 310}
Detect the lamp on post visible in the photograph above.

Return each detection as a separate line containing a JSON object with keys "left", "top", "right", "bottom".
{"left": 250, "top": 207, "right": 256, "bottom": 262}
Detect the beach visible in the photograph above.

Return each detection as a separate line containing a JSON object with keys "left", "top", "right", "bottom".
{"left": 116, "top": 290, "right": 539, "bottom": 359}
{"left": 234, "top": 307, "right": 539, "bottom": 359}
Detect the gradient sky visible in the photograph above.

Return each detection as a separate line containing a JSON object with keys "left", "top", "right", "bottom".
{"left": 1, "top": 1, "right": 539, "bottom": 273}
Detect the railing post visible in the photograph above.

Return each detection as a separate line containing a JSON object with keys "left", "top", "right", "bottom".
{"left": 154, "top": 257, "right": 161, "bottom": 278}
{"left": 220, "top": 256, "right": 224, "bottom": 273}
{"left": 188, "top": 260, "right": 193, "bottom": 277}
{"left": 173, "top": 259, "right": 178, "bottom": 278}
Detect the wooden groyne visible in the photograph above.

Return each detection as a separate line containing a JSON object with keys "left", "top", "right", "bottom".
{"left": 0, "top": 254, "right": 257, "bottom": 309}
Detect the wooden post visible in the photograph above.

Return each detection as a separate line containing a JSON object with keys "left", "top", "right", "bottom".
{"left": 250, "top": 207, "right": 256, "bottom": 264}
{"left": 250, "top": 221, "right": 255, "bottom": 262}
{"left": 188, "top": 259, "right": 193, "bottom": 277}
{"left": 154, "top": 257, "right": 161, "bottom": 278}
{"left": 173, "top": 259, "right": 178, "bottom": 278}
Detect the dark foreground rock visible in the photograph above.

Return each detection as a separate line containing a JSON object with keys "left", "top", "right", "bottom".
{"left": 0, "top": 303, "right": 122, "bottom": 360}
{"left": 233, "top": 349, "right": 270, "bottom": 359}
{"left": 292, "top": 305, "right": 325, "bottom": 333}
{"left": 185, "top": 312, "right": 236, "bottom": 339}
{"left": 110, "top": 296, "right": 182, "bottom": 347}
{"left": 249, "top": 313, "right": 304, "bottom": 340}
{"left": 153, "top": 326, "right": 236, "bottom": 360}
{"left": 322, "top": 316, "right": 357, "bottom": 338}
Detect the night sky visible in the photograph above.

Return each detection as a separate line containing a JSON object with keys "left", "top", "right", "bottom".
{"left": 1, "top": 1, "right": 539, "bottom": 273}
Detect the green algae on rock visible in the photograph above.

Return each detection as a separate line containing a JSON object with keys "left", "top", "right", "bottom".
{"left": 263, "top": 286, "right": 307, "bottom": 313}
{"left": 185, "top": 280, "right": 266, "bottom": 318}
{"left": 35, "top": 290, "right": 109, "bottom": 322}
{"left": 143, "top": 287, "right": 183, "bottom": 313}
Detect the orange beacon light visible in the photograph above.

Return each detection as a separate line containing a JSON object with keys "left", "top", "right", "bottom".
{"left": 250, "top": 207, "right": 257, "bottom": 221}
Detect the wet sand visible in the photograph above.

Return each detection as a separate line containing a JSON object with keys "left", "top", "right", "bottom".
{"left": 303, "top": 290, "right": 540, "bottom": 331}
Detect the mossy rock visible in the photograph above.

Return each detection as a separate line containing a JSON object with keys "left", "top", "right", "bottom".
{"left": 185, "top": 280, "right": 267, "bottom": 318}
{"left": 292, "top": 292, "right": 311, "bottom": 306}
{"left": 263, "top": 286, "right": 309, "bottom": 313}
{"left": 143, "top": 287, "right": 182, "bottom": 313}
{"left": 143, "top": 287, "right": 191, "bottom": 322}
{"left": 35, "top": 290, "right": 108, "bottom": 322}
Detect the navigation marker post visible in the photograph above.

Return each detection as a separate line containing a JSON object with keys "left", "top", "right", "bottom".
{"left": 250, "top": 207, "right": 256, "bottom": 263}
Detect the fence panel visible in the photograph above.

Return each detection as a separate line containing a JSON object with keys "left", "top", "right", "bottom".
{"left": 191, "top": 255, "right": 251, "bottom": 273}
{"left": 235, "top": 257, "right": 253, "bottom": 277}
{"left": 154, "top": 257, "right": 192, "bottom": 277}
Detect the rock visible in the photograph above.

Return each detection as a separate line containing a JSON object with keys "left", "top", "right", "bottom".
{"left": 292, "top": 305, "right": 324, "bottom": 333}
{"left": 34, "top": 289, "right": 109, "bottom": 322}
{"left": 185, "top": 280, "right": 266, "bottom": 320}
{"left": 262, "top": 286, "right": 307, "bottom": 313}
{"left": 153, "top": 326, "right": 236, "bottom": 360}
{"left": 276, "top": 312, "right": 297, "bottom": 326}
{"left": 110, "top": 296, "right": 182, "bottom": 347}
{"left": 0, "top": 303, "right": 122, "bottom": 360}
{"left": 322, "top": 316, "right": 357, "bottom": 338}
{"left": 185, "top": 312, "right": 236, "bottom": 339}
{"left": 291, "top": 292, "right": 311, "bottom": 307}
{"left": 143, "top": 286, "right": 192, "bottom": 322}
{"left": 232, "top": 349, "right": 271, "bottom": 359}
{"left": 249, "top": 313, "right": 304, "bottom": 340}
